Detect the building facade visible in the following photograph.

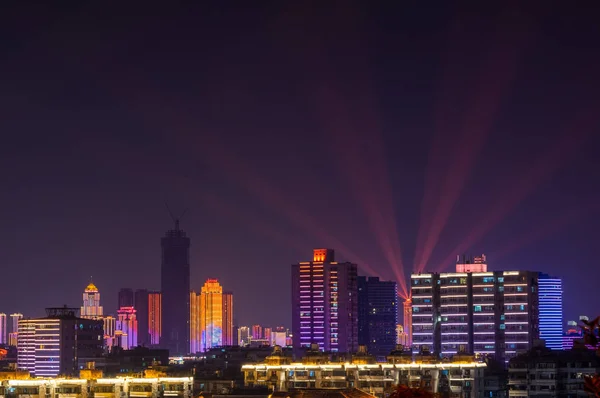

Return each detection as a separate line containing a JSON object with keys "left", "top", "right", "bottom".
{"left": 0, "top": 313, "right": 6, "bottom": 344}
{"left": 9, "top": 313, "right": 23, "bottom": 346}
{"left": 538, "top": 274, "right": 563, "bottom": 350}
{"left": 80, "top": 282, "right": 103, "bottom": 319}
{"left": 17, "top": 307, "right": 103, "bottom": 377}
{"left": 148, "top": 291, "right": 162, "bottom": 346}
{"left": 116, "top": 306, "right": 138, "bottom": 349}
{"left": 160, "top": 220, "right": 190, "bottom": 355}
{"left": 134, "top": 289, "right": 149, "bottom": 347}
{"left": 357, "top": 277, "right": 398, "bottom": 358}
{"left": 118, "top": 288, "right": 134, "bottom": 309}
{"left": 291, "top": 249, "right": 358, "bottom": 356}
{"left": 200, "top": 279, "right": 223, "bottom": 352}
{"left": 222, "top": 291, "right": 234, "bottom": 346}
{"left": 411, "top": 267, "right": 540, "bottom": 362}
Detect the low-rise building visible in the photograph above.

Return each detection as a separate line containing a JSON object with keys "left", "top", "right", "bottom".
{"left": 242, "top": 345, "right": 486, "bottom": 397}
{"left": 508, "top": 347, "right": 600, "bottom": 397}
{"left": 0, "top": 376, "right": 193, "bottom": 398}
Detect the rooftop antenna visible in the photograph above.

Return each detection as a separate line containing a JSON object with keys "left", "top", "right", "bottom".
{"left": 165, "top": 202, "right": 188, "bottom": 230}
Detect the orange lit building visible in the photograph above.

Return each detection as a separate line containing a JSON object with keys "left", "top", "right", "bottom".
{"left": 148, "top": 291, "right": 161, "bottom": 346}
{"left": 222, "top": 291, "right": 234, "bottom": 346}
{"left": 190, "top": 291, "right": 201, "bottom": 353}
{"left": 403, "top": 299, "right": 412, "bottom": 348}
{"left": 200, "top": 279, "right": 223, "bottom": 352}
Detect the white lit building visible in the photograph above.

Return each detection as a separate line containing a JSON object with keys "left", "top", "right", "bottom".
{"left": 80, "top": 282, "right": 103, "bottom": 319}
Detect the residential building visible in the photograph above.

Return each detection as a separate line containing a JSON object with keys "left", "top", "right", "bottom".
{"left": 17, "top": 307, "right": 103, "bottom": 377}
{"left": 238, "top": 326, "right": 251, "bottom": 346}
{"left": 357, "top": 276, "right": 398, "bottom": 358}
{"left": 538, "top": 274, "right": 563, "bottom": 350}
{"left": 222, "top": 291, "right": 234, "bottom": 346}
{"left": 116, "top": 306, "right": 138, "bottom": 349}
{"left": 134, "top": 289, "right": 150, "bottom": 346}
{"left": 411, "top": 262, "right": 541, "bottom": 362}
{"left": 148, "top": 291, "right": 161, "bottom": 345}
{"left": 0, "top": 313, "right": 6, "bottom": 344}
{"left": 291, "top": 249, "right": 358, "bottom": 357}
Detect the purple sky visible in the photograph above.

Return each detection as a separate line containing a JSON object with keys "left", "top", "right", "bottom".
{"left": 0, "top": 2, "right": 599, "bottom": 328}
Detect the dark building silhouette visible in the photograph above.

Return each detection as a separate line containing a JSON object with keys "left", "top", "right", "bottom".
{"left": 357, "top": 276, "right": 398, "bottom": 359}
{"left": 161, "top": 219, "right": 190, "bottom": 355}
{"left": 118, "top": 288, "right": 134, "bottom": 309}
{"left": 135, "top": 289, "right": 150, "bottom": 346}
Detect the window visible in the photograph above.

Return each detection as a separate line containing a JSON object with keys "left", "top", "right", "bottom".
{"left": 498, "top": 277, "right": 504, "bottom": 283}
{"left": 500, "top": 324, "right": 505, "bottom": 330}
{"left": 474, "top": 306, "right": 482, "bottom": 312}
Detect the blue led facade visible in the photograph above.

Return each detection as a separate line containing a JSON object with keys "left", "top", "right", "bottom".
{"left": 538, "top": 274, "right": 563, "bottom": 350}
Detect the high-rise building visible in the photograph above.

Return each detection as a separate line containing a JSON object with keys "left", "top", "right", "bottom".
{"left": 291, "top": 248, "right": 359, "bottom": 356}
{"left": 103, "top": 316, "right": 116, "bottom": 349}
{"left": 455, "top": 254, "right": 488, "bottom": 273}
{"left": 410, "top": 266, "right": 540, "bottom": 362}
{"left": 135, "top": 289, "right": 150, "bottom": 346}
{"left": 161, "top": 219, "right": 191, "bottom": 355}
{"left": 264, "top": 327, "right": 272, "bottom": 345}
{"left": 403, "top": 299, "right": 412, "bottom": 348}
{"left": 190, "top": 291, "right": 201, "bottom": 354}
{"left": 116, "top": 307, "right": 138, "bottom": 349}
{"left": 0, "top": 313, "right": 6, "bottom": 344}
{"left": 17, "top": 307, "right": 103, "bottom": 377}
{"left": 238, "top": 326, "right": 251, "bottom": 346}
{"left": 251, "top": 325, "right": 262, "bottom": 341}
{"left": 148, "top": 291, "right": 162, "bottom": 346}
{"left": 118, "top": 288, "right": 134, "bottom": 309}
{"left": 357, "top": 276, "right": 398, "bottom": 358}
{"left": 538, "top": 274, "right": 563, "bottom": 350}
{"left": 200, "top": 279, "right": 223, "bottom": 352}
{"left": 222, "top": 291, "right": 234, "bottom": 346}
{"left": 80, "top": 282, "right": 103, "bottom": 319}
{"left": 9, "top": 313, "right": 23, "bottom": 346}
{"left": 271, "top": 331, "right": 287, "bottom": 346}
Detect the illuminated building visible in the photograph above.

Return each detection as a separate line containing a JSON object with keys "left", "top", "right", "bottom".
{"left": 160, "top": 218, "right": 190, "bottom": 355}
{"left": 222, "top": 291, "right": 234, "bottom": 346}
{"left": 238, "top": 326, "right": 251, "bottom": 346}
{"left": 242, "top": 346, "right": 487, "bottom": 397}
{"left": 357, "top": 276, "right": 398, "bottom": 358}
{"left": 200, "top": 279, "right": 223, "bottom": 352}
{"left": 252, "top": 325, "right": 262, "bottom": 340}
{"left": 17, "top": 307, "right": 103, "bottom": 377}
{"left": 271, "top": 331, "right": 287, "bottom": 346}
{"left": 80, "top": 282, "right": 103, "bottom": 319}
{"left": 0, "top": 376, "right": 194, "bottom": 398}
{"left": 0, "top": 313, "right": 6, "bottom": 344}
{"left": 411, "top": 267, "right": 540, "bottom": 361}
{"left": 134, "top": 289, "right": 149, "bottom": 346}
{"left": 148, "top": 291, "right": 161, "bottom": 345}
{"left": 9, "top": 313, "right": 23, "bottom": 346}
{"left": 264, "top": 328, "right": 272, "bottom": 345}
{"left": 103, "top": 316, "right": 116, "bottom": 349}
{"left": 118, "top": 288, "right": 134, "bottom": 308}
{"left": 538, "top": 274, "right": 563, "bottom": 350}
{"left": 116, "top": 307, "right": 138, "bottom": 349}
{"left": 455, "top": 254, "right": 488, "bottom": 273}
{"left": 403, "top": 299, "right": 412, "bottom": 348}
{"left": 291, "top": 248, "right": 358, "bottom": 356}
{"left": 396, "top": 324, "right": 409, "bottom": 346}
{"left": 189, "top": 291, "right": 201, "bottom": 353}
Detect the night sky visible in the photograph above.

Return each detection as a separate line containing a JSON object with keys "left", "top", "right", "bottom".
{"left": 1, "top": 3, "right": 599, "bottom": 328}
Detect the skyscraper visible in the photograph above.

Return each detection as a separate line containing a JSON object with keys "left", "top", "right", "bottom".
{"left": 0, "top": 313, "right": 6, "bottom": 344}
{"left": 148, "top": 291, "right": 162, "bottom": 346}
{"left": 200, "top": 279, "right": 223, "bottom": 352}
{"left": 291, "top": 248, "right": 358, "bottom": 357}
{"left": 116, "top": 307, "right": 138, "bottom": 350}
{"left": 357, "top": 276, "right": 398, "bottom": 358}
{"left": 161, "top": 219, "right": 190, "bottom": 355}
{"left": 190, "top": 291, "right": 201, "bottom": 353}
{"left": 118, "top": 288, "right": 134, "bottom": 309}
{"left": 135, "top": 289, "right": 150, "bottom": 346}
{"left": 222, "top": 291, "right": 234, "bottom": 346}
{"left": 251, "top": 325, "right": 262, "bottom": 341}
{"left": 538, "top": 274, "right": 563, "bottom": 350}
{"left": 411, "top": 265, "right": 540, "bottom": 362}
{"left": 80, "top": 282, "right": 103, "bottom": 319}
{"left": 238, "top": 326, "right": 251, "bottom": 346}
{"left": 9, "top": 313, "right": 23, "bottom": 346}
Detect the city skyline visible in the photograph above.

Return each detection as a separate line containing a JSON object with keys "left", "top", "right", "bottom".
{"left": 0, "top": 3, "right": 599, "bottom": 329}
